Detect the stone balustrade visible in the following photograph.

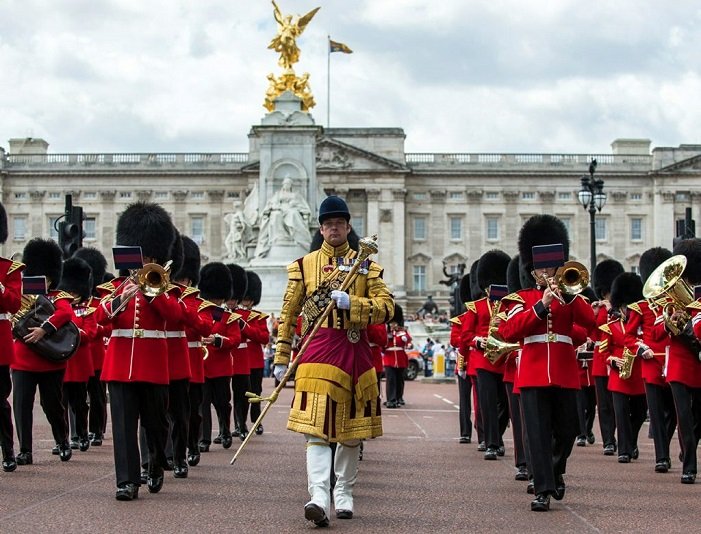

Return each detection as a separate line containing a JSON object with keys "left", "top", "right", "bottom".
{"left": 404, "top": 152, "right": 652, "bottom": 170}
{"left": 3, "top": 152, "right": 249, "bottom": 169}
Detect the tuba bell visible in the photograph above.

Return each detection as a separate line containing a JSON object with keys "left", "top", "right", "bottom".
{"left": 642, "top": 255, "right": 694, "bottom": 336}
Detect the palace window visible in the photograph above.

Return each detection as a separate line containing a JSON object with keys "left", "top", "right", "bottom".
{"left": 191, "top": 216, "right": 205, "bottom": 244}
{"left": 14, "top": 192, "right": 26, "bottom": 200}
{"left": 413, "top": 265, "right": 426, "bottom": 292}
{"left": 486, "top": 192, "right": 499, "bottom": 200}
{"left": 414, "top": 216, "right": 427, "bottom": 240}
{"left": 595, "top": 218, "right": 607, "bottom": 241}
{"left": 521, "top": 192, "right": 535, "bottom": 200}
{"left": 449, "top": 217, "right": 462, "bottom": 240}
{"left": 84, "top": 217, "right": 97, "bottom": 240}
{"left": 83, "top": 192, "right": 97, "bottom": 200}
{"left": 353, "top": 215, "right": 365, "bottom": 237}
{"left": 49, "top": 192, "right": 61, "bottom": 200}
{"left": 630, "top": 193, "right": 642, "bottom": 200}
{"left": 119, "top": 192, "right": 132, "bottom": 199}
{"left": 558, "top": 192, "right": 571, "bottom": 200}
{"left": 48, "top": 216, "right": 60, "bottom": 239}
{"left": 449, "top": 191, "right": 463, "bottom": 200}
{"left": 413, "top": 192, "right": 427, "bottom": 201}
{"left": 155, "top": 191, "right": 168, "bottom": 200}
{"left": 191, "top": 191, "right": 205, "bottom": 200}
{"left": 486, "top": 217, "right": 499, "bottom": 241}
{"left": 630, "top": 217, "right": 642, "bottom": 241}
{"left": 13, "top": 216, "right": 27, "bottom": 241}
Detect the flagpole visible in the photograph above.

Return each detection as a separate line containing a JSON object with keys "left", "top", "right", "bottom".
{"left": 326, "top": 35, "right": 331, "bottom": 129}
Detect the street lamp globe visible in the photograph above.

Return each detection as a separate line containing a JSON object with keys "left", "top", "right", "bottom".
{"left": 578, "top": 177, "right": 592, "bottom": 208}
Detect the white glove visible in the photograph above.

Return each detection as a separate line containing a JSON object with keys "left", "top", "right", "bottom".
{"left": 330, "top": 290, "right": 350, "bottom": 310}
{"left": 273, "top": 364, "right": 287, "bottom": 382}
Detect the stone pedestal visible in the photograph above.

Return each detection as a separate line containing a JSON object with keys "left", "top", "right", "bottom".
{"left": 250, "top": 263, "right": 292, "bottom": 314}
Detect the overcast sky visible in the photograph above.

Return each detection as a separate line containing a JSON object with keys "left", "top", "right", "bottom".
{"left": 1, "top": 0, "right": 699, "bottom": 155}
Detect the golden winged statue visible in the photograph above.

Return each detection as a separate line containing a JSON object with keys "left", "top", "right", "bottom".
{"left": 268, "top": 0, "right": 320, "bottom": 70}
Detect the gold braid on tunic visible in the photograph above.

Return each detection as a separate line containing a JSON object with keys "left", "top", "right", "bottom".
{"left": 273, "top": 240, "right": 394, "bottom": 442}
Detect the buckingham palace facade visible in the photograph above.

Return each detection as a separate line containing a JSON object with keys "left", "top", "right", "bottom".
{"left": 1, "top": 132, "right": 700, "bottom": 313}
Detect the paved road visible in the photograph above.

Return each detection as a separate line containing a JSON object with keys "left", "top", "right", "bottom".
{"left": 1, "top": 378, "right": 698, "bottom": 533}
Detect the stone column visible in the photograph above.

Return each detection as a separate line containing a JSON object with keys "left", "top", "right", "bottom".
{"left": 208, "top": 190, "right": 225, "bottom": 259}
{"left": 390, "top": 189, "right": 406, "bottom": 297}
{"left": 653, "top": 189, "right": 675, "bottom": 248}
{"left": 466, "top": 189, "right": 483, "bottom": 262}
{"left": 172, "top": 191, "right": 188, "bottom": 232}
{"left": 99, "top": 190, "right": 117, "bottom": 265}
{"left": 429, "top": 189, "right": 446, "bottom": 291}
{"left": 366, "top": 188, "right": 380, "bottom": 237}
{"left": 29, "top": 190, "right": 46, "bottom": 237}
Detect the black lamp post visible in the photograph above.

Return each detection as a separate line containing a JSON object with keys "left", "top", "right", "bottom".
{"left": 577, "top": 159, "right": 607, "bottom": 273}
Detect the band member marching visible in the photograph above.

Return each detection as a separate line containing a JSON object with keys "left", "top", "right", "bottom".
{"left": 0, "top": 201, "right": 24, "bottom": 472}
{"left": 97, "top": 202, "right": 183, "bottom": 501}
{"left": 600, "top": 273, "right": 647, "bottom": 464}
{"left": 499, "top": 215, "right": 595, "bottom": 512}
{"left": 225, "top": 263, "right": 248, "bottom": 439}
{"left": 11, "top": 238, "right": 74, "bottom": 465}
{"left": 272, "top": 196, "right": 394, "bottom": 527}
{"left": 451, "top": 273, "right": 474, "bottom": 444}
{"left": 575, "top": 287, "right": 598, "bottom": 448}
{"left": 627, "top": 247, "right": 676, "bottom": 473}
{"left": 591, "top": 259, "right": 624, "bottom": 455}
{"left": 384, "top": 305, "right": 409, "bottom": 409}
{"left": 59, "top": 257, "right": 97, "bottom": 453}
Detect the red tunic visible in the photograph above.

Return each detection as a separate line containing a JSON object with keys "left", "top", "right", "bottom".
{"left": 88, "top": 296, "right": 108, "bottom": 372}
{"left": 165, "top": 285, "right": 191, "bottom": 382}
{"left": 461, "top": 298, "right": 506, "bottom": 375}
{"left": 12, "top": 291, "right": 75, "bottom": 373}
{"left": 64, "top": 301, "right": 97, "bottom": 383}
{"left": 383, "top": 327, "right": 410, "bottom": 368}
{"left": 0, "top": 258, "right": 24, "bottom": 366}
{"left": 181, "top": 288, "right": 212, "bottom": 384}
{"left": 367, "top": 322, "right": 388, "bottom": 374}
{"left": 97, "top": 278, "right": 183, "bottom": 384}
{"left": 499, "top": 289, "right": 595, "bottom": 389}
{"left": 235, "top": 308, "right": 269, "bottom": 374}
{"left": 600, "top": 318, "right": 645, "bottom": 396}
{"left": 667, "top": 300, "right": 701, "bottom": 388}
{"left": 202, "top": 305, "right": 241, "bottom": 379}
{"left": 625, "top": 300, "right": 668, "bottom": 386}
{"left": 591, "top": 306, "right": 610, "bottom": 377}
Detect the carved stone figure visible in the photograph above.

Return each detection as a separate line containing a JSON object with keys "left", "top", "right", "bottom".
{"left": 223, "top": 201, "right": 252, "bottom": 261}
{"left": 254, "top": 177, "right": 312, "bottom": 258}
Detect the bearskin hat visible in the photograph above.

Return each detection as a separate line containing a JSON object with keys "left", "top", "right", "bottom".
{"left": 469, "top": 260, "right": 484, "bottom": 300}
{"left": 609, "top": 272, "right": 643, "bottom": 309}
{"left": 0, "top": 202, "right": 7, "bottom": 245}
{"left": 58, "top": 257, "right": 93, "bottom": 301}
{"left": 103, "top": 271, "right": 115, "bottom": 283}
{"left": 673, "top": 238, "right": 701, "bottom": 285}
{"left": 116, "top": 202, "right": 175, "bottom": 266}
{"left": 169, "top": 230, "right": 184, "bottom": 279}
{"left": 244, "top": 271, "right": 262, "bottom": 306}
{"left": 459, "top": 274, "right": 472, "bottom": 304}
{"left": 477, "top": 249, "right": 511, "bottom": 291}
{"left": 174, "top": 236, "right": 201, "bottom": 286}
{"left": 390, "top": 303, "right": 404, "bottom": 327}
{"left": 506, "top": 255, "right": 521, "bottom": 294}
{"left": 580, "top": 286, "right": 597, "bottom": 303}
{"left": 226, "top": 263, "right": 248, "bottom": 301}
{"left": 518, "top": 215, "right": 569, "bottom": 274}
{"left": 199, "top": 262, "right": 232, "bottom": 301}
{"left": 23, "top": 238, "right": 63, "bottom": 289}
{"left": 592, "top": 259, "right": 625, "bottom": 300}
{"left": 309, "top": 228, "right": 360, "bottom": 251}
{"left": 638, "top": 247, "right": 672, "bottom": 284}
{"left": 72, "top": 247, "right": 107, "bottom": 293}
{"left": 518, "top": 257, "right": 537, "bottom": 290}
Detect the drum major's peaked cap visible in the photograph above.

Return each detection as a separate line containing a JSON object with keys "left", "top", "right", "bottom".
{"left": 72, "top": 247, "right": 107, "bottom": 292}
{"left": 390, "top": 303, "right": 404, "bottom": 327}
{"left": 592, "top": 259, "right": 625, "bottom": 300}
{"left": 638, "top": 246, "right": 672, "bottom": 284}
{"left": 672, "top": 238, "right": 701, "bottom": 285}
{"left": 22, "top": 238, "right": 63, "bottom": 289}
{"left": 244, "top": 271, "right": 262, "bottom": 306}
{"left": 199, "top": 262, "right": 233, "bottom": 301}
{"left": 477, "top": 249, "right": 511, "bottom": 291}
{"left": 226, "top": 263, "right": 248, "bottom": 301}
{"left": 58, "top": 257, "right": 93, "bottom": 301}
{"left": 116, "top": 201, "right": 176, "bottom": 266}
{"left": 174, "top": 236, "right": 201, "bottom": 286}
{"left": 318, "top": 195, "right": 351, "bottom": 224}
{"left": 518, "top": 214, "right": 569, "bottom": 273}
{"left": 0, "top": 201, "right": 7, "bottom": 245}
{"left": 609, "top": 272, "right": 643, "bottom": 309}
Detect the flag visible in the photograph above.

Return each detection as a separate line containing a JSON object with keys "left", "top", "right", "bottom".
{"left": 329, "top": 39, "right": 353, "bottom": 54}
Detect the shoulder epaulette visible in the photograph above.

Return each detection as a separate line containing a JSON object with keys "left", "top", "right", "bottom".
{"left": 466, "top": 301, "right": 477, "bottom": 313}
{"left": 97, "top": 281, "right": 116, "bottom": 292}
{"left": 627, "top": 302, "right": 642, "bottom": 315}
{"left": 249, "top": 309, "right": 269, "bottom": 321}
{"left": 8, "top": 261, "right": 25, "bottom": 275}
{"left": 54, "top": 291, "right": 74, "bottom": 301}
{"left": 181, "top": 286, "right": 199, "bottom": 298}
{"left": 450, "top": 316, "right": 462, "bottom": 326}
{"left": 84, "top": 307, "right": 98, "bottom": 316}
{"left": 496, "top": 311, "right": 508, "bottom": 321}
{"left": 599, "top": 324, "right": 612, "bottom": 335}
{"left": 227, "top": 312, "right": 242, "bottom": 324}
{"left": 198, "top": 300, "right": 217, "bottom": 312}
{"left": 502, "top": 292, "right": 525, "bottom": 304}
{"left": 687, "top": 301, "right": 701, "bottom": 311}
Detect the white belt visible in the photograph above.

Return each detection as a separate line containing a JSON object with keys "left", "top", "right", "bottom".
{"left": 386, "top": 347, "right": 403, "bottom": 351}
{"left": 524, "top": 334, "right": 573, "bottom": 345}
{"left": 188, "top": 341, "right": 203, "bottom": 348}
{"left": 0, "top": 313, "right": 10, "bottom": 321}
{"left": 369, "top": 343, "right": 379, "bottom": 347}
{"left": 237, "top": 342, "right": 248, "bottom": 349}
{"left": 112, "top": 329, "right": 166, "bottom": 339}
{"left": 166, "top": 331, "right": 186, "bottom": 338}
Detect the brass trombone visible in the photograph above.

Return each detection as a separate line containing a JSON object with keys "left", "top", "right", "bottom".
{"left": 105, "top": 261, "right": 172, "bottom": 318}
{"left": 539, "top": 261, "right": 590, "bottom": 304}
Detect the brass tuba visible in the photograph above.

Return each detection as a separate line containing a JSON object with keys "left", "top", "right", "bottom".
{"left": 642, "top": 255, "right": 693, "bottom": 336}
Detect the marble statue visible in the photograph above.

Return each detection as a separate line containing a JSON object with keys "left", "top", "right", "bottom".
{"left": 223, "top": 201, "right": 252, "bottom": 261}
